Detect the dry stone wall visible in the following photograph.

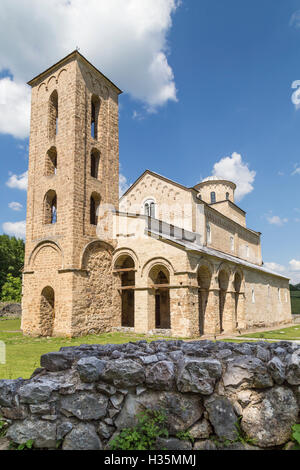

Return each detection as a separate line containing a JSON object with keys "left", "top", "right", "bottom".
{"left": 1, "top": 340, "right": 300, "bottom": 450}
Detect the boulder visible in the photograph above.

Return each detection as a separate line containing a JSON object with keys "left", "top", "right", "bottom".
{"left": 76, "top": 357, "right": 106, "bottom": 383}
{"left": 115, "top": 391, "right": 203, "bottom": 434}
{"left": 6, "top": 419, "right": 57, "bottom": 448}
{"left": 156, "top": 437, "right": 192, "bottom": 450}
{"left": 223, "top": 356, "right": 273, "bottom": 389}
{"left": 0, "top": 378, "right": 24, "bottom": 407}
{"left": 62, "top": 423, "right": 102, "bottom": 450}
{"left": 18, "top": 379, "right": 59, "bottom": 404}
{"left": 286, "top": 350, "right": 300, "bottom": 385}
{"left": 267, "top": 357, "right": 286, "bottom": 385}
{"left": 40, "top": 352, "right": 74, "bottom": 372}
{"left": 99, "top": 359, "right": 145, "bottom": 388}
{"left": 176, "top": 358, "right": 222, "bottom": 395}
{"left": 188, "top": 418, "right": 212, "bottom": 439}
{"left": 145, "top": 361, "right": 175, "bottom": 390}
{"left": 241, "top": 386, "right": 298, "bottom": 447}
{"left": 60, "top": 392, "right": 108, "bottom": 420}
{"left": 204, "top": 395, "right": 238, "bottom": 441}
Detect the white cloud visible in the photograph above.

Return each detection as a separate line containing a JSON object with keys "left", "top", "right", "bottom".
{"left": 119, "top": 173, "right": 130, "bottom": 196}
{"left": 289, "top": 259, "right": 300, "bottom": 271}
{"left": 0, "top": 0, "right": 180, "bottom": 139}
{"left": 290, "top": 10, "right": 300, "bottom": 28}
{"left": 292, "top": 167, "right": 300, "bottom": 176}
{"left": 2, "top": 220, "right": 26, "bottom": 239}
{"left": 8, "top": 201, "right": 23, "bottom": 211}
{"left": 0, "top": 77, "right": 31, "bottom": 139}
{"left": 6, "top": 171, "right": 28, "bottom": 190}
{"left": 264, "top": 262, "right": 286, "bottom": 273}
{"left": 267, "top": 215, "right": 288, "bottom": 226}
{"left": 204, "top": 152, "right": 256, "bottom": 201}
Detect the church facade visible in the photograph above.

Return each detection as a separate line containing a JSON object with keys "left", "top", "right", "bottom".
{"left": 21, "top": 51, "right": 292, "bottom": 338}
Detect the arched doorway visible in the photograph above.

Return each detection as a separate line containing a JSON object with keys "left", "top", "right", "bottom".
{"left": 149, "top": 266, "right": 170, "bottom": 329}
{"left": 198, "top": 265, "right": 212, "bottom": 335}
{"left": 40, "top": 286, "right": 55, "bottom": 336}
{"left": 115, "top": 255, "right": 135, "bottom": 327}
{"left": 234, "top": 272, "right": 242, "bottom": 328}
{"left": 218, "top": 270, "right": 229, "bottom": 333}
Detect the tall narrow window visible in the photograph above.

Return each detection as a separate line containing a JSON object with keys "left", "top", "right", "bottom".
{"left": 90, "top": 193, "right": 100, "bottom": 225}
{"left": 91, "top": 150, "right": 100, "bottom": 179}
{"left": 252, "top": 288, "right": 255, "bottom": 303}
{"left": 91, "top": 95, "right": 100, "bottom": 140}
{"left": 226, "top": 192, "right": 229, "bottom": 200}
{"left": 48, "top": 90, "right": 58, "bottom": 139}
{"left": 144, "top": 199, "right": 155, "bottom": 218}
{"left": 206, "top": 223, "right": 211, "bottom": 244}
{"left": 44, "top": 190, "right": 57, "bottom": 224}
{"left": 246, "top": 245, "right": 249, "bottom": 257}
{"left": 45, "top": 147, "right": 57, "bottom": 176}
{"left": 210, "top": 192, "right": 216, "bottom": 203}
{"left": 230, "top": 236, "right": 234, "bottom": 251}
{"left": 278, "top": 288, "right": 281, "bottom": 302}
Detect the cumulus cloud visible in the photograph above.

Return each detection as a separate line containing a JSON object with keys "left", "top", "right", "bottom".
{"left": 290, "top": 10, "right": 300, "bottom": 28}
{"left": 264, "top": 262, "right": 286, "bottom": 273}
{"left": 119, "top": 173, "right": 130, "bottom": 196}
{"left": 6, "top": 171, "right": 28, "bottom": 190}
{"left": 8, "top": 201, "right": 23, "bottom": 211}
{"left": 0, "top": 77, "right": 31, "bottom": 139}
{"left": 267, "top": 215, "right": 288, "bottom": 226}
{"left": 0, "top": 0, "right": 180, "bottom": 139}
{"left": 204, "top": 152, "right": 256, "bottom": 201}
{"left": 292, "top": 166, "right": 300, "bottom": 176}
{"left": 2, "top": 220, "right": 26, "bottom": 239}
{"left": 289, "top": 259, "right": 300, "bottom": 271}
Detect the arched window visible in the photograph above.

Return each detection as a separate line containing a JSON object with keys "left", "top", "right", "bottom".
{"left": 210, "top": 192, "right": 216, "bottom": 203}
{"left": 91, "top": 95, "right": 100, "bottom": 140}
{"left": 44, "top": 190, "right": 57, "bottom": 224}
{"left": 230, "top": 236, "right": 234, "bottom": 251}
{"left": 45, "top": 147, "right": 57, "bottom": 176}
{"left": 48, "top": 90, "right": 58, "bottom": 139}
{"left": 90, "top": 193, "right": 100, "bottom": 225}
{"left": 91, "top": 149, "right": 100, "bottom": 179}
{"left": 144, "top": 199, "right": 155, "bottom": 218}
{"left": 226, "top": 192, "right": 229, "bottom": 200}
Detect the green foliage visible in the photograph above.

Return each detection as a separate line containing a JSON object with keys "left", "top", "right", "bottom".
{"left": 9, "top": 439, "right": 34, "bottom": 450}
{"left": 110, "top": 409, "right": 168, "bottom": 450}
{"left": 290, "top": 424, "right": 300, "bottom": 450}
{"left": 234, "top": 417, "right": 257, "bottom": 446}
{"left": 0, "top": 419, "right": 8, "bottom": 437}
{"left": 0, "top": 235, "right": 24, "bottom": 299}
{"left": 175, "top": 430, "right": 194, "bottom": 443}
{"left": 1, "top": 274, "right": 22, "bottom": 302}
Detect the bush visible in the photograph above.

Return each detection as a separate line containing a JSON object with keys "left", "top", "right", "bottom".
{"left": 1, "top": 274, "right": 22, "bottom": 302}
{"left": 110, "top": 409, "right": 168, "bottom": 450}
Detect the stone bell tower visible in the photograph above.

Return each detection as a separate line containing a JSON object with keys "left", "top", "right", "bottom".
{"left": 22, "top": 51, "right": 122, "bottom": 337}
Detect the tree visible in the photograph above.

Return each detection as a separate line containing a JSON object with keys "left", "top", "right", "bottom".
{"left": 0, "top": 235, "right": 24, "bottom": 299}
{"left": 1, "top": 274, "right": 22, "bottom": 302}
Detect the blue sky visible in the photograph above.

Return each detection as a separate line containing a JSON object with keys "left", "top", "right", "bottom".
{"left": 0, "top": 0, "right": 300, "bottom": 282}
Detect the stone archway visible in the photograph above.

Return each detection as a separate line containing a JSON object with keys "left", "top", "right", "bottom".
{"left": 197, "top": 265, "right": 212, "bottom": 335}
{"left": 149, "top": 265, "right": 170, "bottom": 329}
{"left": 114, "top": 255, "right": 135, "bottom": 328}
{"left": 40, "top": 286, "right": 55, "bottom": 336}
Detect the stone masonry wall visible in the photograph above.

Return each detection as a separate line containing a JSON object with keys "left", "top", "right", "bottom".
{"left": 1, "top": 340, "right": 300, "bottom": 450}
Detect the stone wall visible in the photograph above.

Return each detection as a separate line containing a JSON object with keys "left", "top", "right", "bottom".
{"left": 1, "top": 340, "right": 300, "bottom": 450}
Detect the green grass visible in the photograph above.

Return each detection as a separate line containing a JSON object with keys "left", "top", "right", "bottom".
{"left": 0, "top": 318, "right": 184, "bottom": 380}
{"left": 240, "top": 325, "right": 300, "bottom": 341}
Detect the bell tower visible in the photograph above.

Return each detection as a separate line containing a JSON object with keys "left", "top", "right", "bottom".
{"left": 22, "top": 51, "right": 122, "bottom": 336}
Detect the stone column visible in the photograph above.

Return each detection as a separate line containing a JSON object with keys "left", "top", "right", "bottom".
{"left": 236, "top": 291, "right": 246, "bottom": 330}
{"left": 222, "top": 277, "right": 236, "bottom": 333}
{"left": 204, "top": 274, "right": 220, "bottom": 335}
{"left": 134, "top": 289, "right": 155, "bottom": 334}
{"left": 170, "top": 287, "right": 198, "bottom": 338}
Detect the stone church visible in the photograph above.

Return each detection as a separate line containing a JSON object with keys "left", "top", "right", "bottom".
{"left": 21, "top": 51, "right": 292, "bottom": 338}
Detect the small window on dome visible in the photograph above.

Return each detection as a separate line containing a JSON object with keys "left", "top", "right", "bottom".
{"left": 226, "top": 192, "right": 229, "bottom": 200}
{"left": 210, "top": 192, "right": 216, "bottom": 203}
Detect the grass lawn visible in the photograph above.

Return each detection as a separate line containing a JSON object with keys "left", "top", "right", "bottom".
{"left": 240, "top": 325, "right": 300, "bottom": 341}
{"left": 0, "top": 318, "right": 184, "bottom": 380}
